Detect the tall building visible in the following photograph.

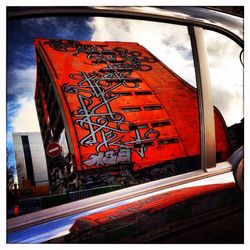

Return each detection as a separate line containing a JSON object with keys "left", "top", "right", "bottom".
{"left": 34, "top": 39, "right": 229, "bottom": 192}
{"left": 12, "top": 132, "right": 49, "bottom": 187}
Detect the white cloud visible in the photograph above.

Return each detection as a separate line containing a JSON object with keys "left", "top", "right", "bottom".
{"left": 54, "top": 20, "right": 81, "bottom": 38}
{"left": 21, "top": 17, "right": 58, "bottom": 26}
{"left": 11, "top": 97, "right": 40, "bottom": 133}
{"left": 7, "top": 66, "right": 38, "bottom": 144}
{"left": 204, "top": 30, "right": 243, "bottom": 126}
{"left": 212, "top": 82, "right": 243, "bottom": 126}
{"left": 88, "top": 17, "right": 243, "bottom": 126}
{"left": 8, "top": 66, "right": 36, "bottom": 96}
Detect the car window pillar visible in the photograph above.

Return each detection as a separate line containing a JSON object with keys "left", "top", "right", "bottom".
{"left": 189, "top": 26, "right": 216, "bottom": 170}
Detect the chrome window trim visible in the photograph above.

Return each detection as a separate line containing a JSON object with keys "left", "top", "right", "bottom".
{"left": 189, "top": 26, "right": 216, "bottom": 169}
{"left": 7, "top": 161, "right": 233, "bottom": 233}
{"left": 7, "top": 6, "right": 243, "bottom": 47}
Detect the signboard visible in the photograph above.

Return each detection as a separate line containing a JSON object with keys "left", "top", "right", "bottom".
{"left": 46, "top": 142, "right": 62, "bottom": 158}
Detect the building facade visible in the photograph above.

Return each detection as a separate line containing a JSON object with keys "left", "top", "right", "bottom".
{"left": 34, "top": 39, "right": 229, "bottom": 192}
{"left": 12, "top": 132, "right": 49, "bottom": 187}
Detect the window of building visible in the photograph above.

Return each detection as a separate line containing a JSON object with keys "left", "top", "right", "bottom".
{"left": 134, "top": 91, "right": 153, "bottom": 95}
{"left": 136, "top": 124, "right": 149, "bottom": 129}
{"left": 21, "top": 136, "right": 35, "bottom": 186}
{"left": 151, "top": 121, "right": 171, "bottom": 127}
{"left": 121, "top": 107, "right": 142, "bottom": 112}
{"left": 112, "top": 91, "right": 133, "bottom": 96}
{"left": 144, "top": 105, "right": 162, "bottom": 111}
{"left": 158, "top": 138, "right": 179, "bottom": 145}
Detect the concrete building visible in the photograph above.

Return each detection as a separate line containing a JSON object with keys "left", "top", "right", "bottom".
{"left": 34, "top": 39, "right": 229, "bottom": 191}
{"left": 12, "top": 132, "right": 49, "bottom": 187}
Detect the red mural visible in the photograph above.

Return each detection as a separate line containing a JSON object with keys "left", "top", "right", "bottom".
{"left": 34, "top": 39, "right": 229, "bottom": 171}
{"left": 70, "top": 182, "right": 236, "bottom": 234}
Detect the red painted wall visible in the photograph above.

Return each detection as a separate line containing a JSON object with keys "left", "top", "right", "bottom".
{"left": 35, "top": 39, "right": 229, "bottom": 171}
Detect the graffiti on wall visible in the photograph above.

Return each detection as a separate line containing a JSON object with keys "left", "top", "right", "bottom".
{"left": 46, "top": 40, "right": 160, "bottom": 167}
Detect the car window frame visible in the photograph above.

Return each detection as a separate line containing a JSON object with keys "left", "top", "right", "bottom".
{"left": 7, "top": 7, "right": 244, "bottom": 232}
{"left": 6, "top": 6, "right": 243, "bottom": 197}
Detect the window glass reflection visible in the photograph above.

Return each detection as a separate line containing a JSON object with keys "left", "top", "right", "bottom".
{"left": 88, "top": 17, "right": 196, "bottom": 87}
{"left": 8, "top": 16, "right": 202, "bottom": 200}
{"left": 204, "top": 30, "right": 243, "bottom": 157}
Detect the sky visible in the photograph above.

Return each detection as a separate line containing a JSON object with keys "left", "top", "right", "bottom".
{"left": 7, "top": 16, "right": 93, "bottom": 149}
{"left": 6, "top": 12, "right": 243, "bottom": 159}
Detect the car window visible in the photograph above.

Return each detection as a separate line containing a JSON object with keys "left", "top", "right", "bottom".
{"left": 8, "top": 15, "right": 204, "bottom": 197}
{"left": 203, "top": 30, "right": 243, "bottom": 160}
